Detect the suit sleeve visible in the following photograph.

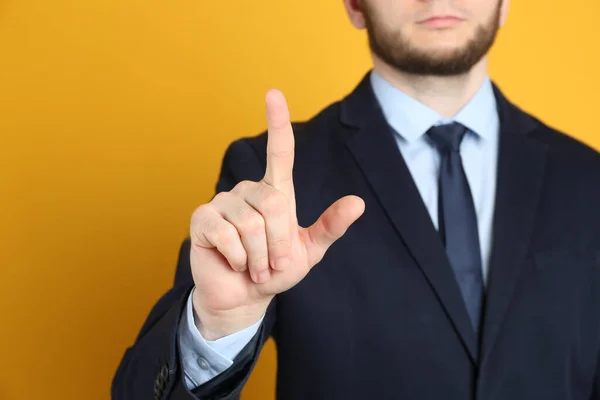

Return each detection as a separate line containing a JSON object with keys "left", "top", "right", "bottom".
{"left": 178, "top": 289, "right": 264, "bottom": 389}
{"left": 111, "top": 138, "right": 277, "bottom": 400}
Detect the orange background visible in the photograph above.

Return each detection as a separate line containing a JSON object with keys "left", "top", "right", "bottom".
{"left": 0, "top": 1, "right": 598, "bottom": 399}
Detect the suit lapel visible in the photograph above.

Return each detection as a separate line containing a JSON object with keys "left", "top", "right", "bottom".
{"left": 479, "top": 86, "right": 548, "bottom": 364}
{"left": 340, "top": 74, "right": 479, "bottom": 363}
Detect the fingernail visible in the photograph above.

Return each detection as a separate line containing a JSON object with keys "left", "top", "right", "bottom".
{"left": 274, "top": 256, "right": 290, "bottom": 270}
{"left": 257, "top": 270, "right": 270, "bottom": 284}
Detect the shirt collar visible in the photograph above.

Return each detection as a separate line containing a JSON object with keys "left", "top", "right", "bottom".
{"left": 369, "top": 69, "right": 497, "bottom": 143}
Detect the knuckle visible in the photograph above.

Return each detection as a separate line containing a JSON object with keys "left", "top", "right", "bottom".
{"left": 190, "top": 204, "right": 208, "bottom": 225}
{"left": 270, "top": 148, "right": 294, "bottom": 160}
{"left": 248, "top": 254, "right": 270, "bottom": 269}
{"left": 240, "top": 214, "right": 265, "bottom": 235}
{"left": 269, "top": 238, "right": 289, "bottom": 249}
{"left": 260, "top": 190, "right": 287, "bottom": 215}
{"left": 233, "top": 180, "right": 255, "bottom": 194}
{"left": 212, "top": 191, "right": 231, "bottom": 203}
{"left": 216, "top": 225, "right": 238, "bottom": 246}
{"left": 191, "top": 208, "right": 216, "bottom": 233}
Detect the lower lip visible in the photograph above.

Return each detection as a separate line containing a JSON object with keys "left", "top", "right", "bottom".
{"left": 419, "top": 17, "right": 462, "bottom": 28}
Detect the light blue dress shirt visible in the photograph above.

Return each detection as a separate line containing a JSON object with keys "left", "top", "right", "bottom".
{"left": 178, "top": 69, "right": 500, "bottom": 389}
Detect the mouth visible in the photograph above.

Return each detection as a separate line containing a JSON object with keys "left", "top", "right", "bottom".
{"left": 417, "top": 15, "right": 464, "bottom": 28}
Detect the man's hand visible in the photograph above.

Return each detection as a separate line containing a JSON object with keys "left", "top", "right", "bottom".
{"left": 189, "top": 89, "right": 365, "bottom": 340}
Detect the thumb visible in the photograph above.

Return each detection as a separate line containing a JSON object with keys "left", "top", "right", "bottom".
{"left": 303, "top": 195, "right": 365, "bottom": 267}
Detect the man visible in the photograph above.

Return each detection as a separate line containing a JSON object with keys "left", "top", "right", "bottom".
{"left": 112, "top": 0, "right": 600, "bottom": 399}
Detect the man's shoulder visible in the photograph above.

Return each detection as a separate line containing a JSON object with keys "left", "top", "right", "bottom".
{"left": 528, "top": 115, "right": 600, "bottom": 172}
{"left": 494, "top": 84, "right": 598, "bottom": 172}
{"left": 521, "top": 113, "right": 600, "bottom": 202}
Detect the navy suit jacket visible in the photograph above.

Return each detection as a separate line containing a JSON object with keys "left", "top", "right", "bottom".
{"left": 112, "top": 73, "right": 600, "bottom": 400}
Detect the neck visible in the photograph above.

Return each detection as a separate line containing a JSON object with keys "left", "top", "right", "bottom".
{"left": 371, "top": 53, "right": 489, "bottom": 118}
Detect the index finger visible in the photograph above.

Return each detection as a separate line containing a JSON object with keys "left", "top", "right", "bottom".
{"left": 263, "top": 89, "right": 295, "bottom": 192}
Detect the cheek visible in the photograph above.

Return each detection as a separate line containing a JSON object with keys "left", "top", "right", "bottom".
{"left": 451, "top": 0, "right": 502, "bottom": 20}
{"left": 367, "top": 0, "right": 415, "bottom": 21}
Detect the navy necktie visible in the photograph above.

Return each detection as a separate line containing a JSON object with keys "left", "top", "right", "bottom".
{"left": 427, "top": 123, "right": 484, "bottom": 334}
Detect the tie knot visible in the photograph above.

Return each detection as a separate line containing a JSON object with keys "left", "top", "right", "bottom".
{"left": 427, "top": 122, "right": 468, "bottom": 153}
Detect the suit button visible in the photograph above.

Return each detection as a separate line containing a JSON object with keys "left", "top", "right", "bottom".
{"left": 154, "top": 364, "right": 169, "bottom": 399}
{"left": 197, "top": 357, "right": 210, "bottom": 370}
{"left": 154, "top": 386, "right": 163, "bottom": 400}
{"left": 155, "top": 375, "right": 164, "bottom": 388}
{"left": 160, "top": 364, "right": 169, "bottom": 381}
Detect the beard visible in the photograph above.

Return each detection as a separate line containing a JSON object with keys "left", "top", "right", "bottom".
{"left": 362, "top": 1, "right": 502, "bottom": 76}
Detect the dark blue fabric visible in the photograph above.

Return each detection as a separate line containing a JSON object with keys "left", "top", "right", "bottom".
{"left": 427, "top": 123, "right": 484, "bottom": 336}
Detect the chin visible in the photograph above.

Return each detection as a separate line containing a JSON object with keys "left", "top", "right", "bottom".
{"left": 414, "top": 44, "right": 465, "bottom": 57}
{"left": 415, "top": 29, "right": 469, "bottom": 43}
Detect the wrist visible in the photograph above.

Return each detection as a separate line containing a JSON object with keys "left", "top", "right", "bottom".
{"left": 192, "top": 297, "right": 270, "bottom": 341}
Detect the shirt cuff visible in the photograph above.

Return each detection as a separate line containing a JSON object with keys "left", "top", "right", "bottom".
{"left": 177, "top": 288, "right": 264, "bottom": 389}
